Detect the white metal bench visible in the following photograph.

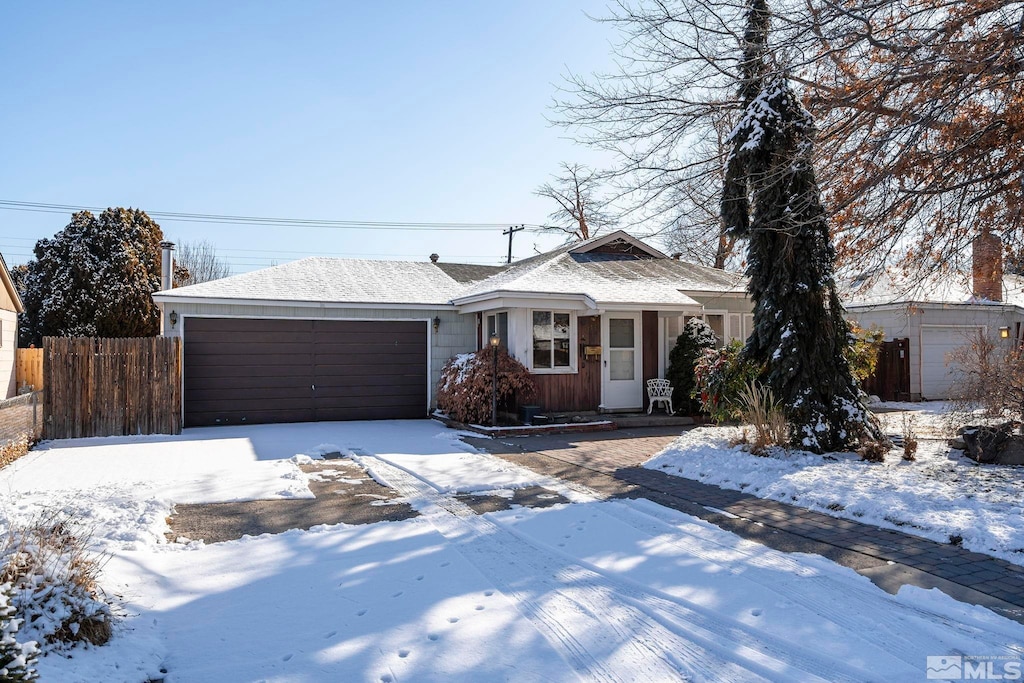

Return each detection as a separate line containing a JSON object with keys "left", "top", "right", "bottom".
{"left": 646, "top": 379, "right": 675, "bottom": 415}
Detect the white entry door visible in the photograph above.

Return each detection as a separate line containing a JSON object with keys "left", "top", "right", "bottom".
{"left": 601, "top": 313, "right": 642, "bottom": 410}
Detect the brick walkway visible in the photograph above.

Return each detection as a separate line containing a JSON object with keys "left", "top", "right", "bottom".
{"left": 466, "top": 427, "right": 1024, "bottom": 623}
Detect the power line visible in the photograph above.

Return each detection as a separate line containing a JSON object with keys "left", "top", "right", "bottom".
{"left": 0, "top": 199, "right": 548, "bottom": 233}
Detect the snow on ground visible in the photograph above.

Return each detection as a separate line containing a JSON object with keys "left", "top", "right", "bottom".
{"left": 645, "top": 402, "right": 1024, "bottom": 564}
{"left": 3, "top": 419, "right": 1024, "bottom": 681}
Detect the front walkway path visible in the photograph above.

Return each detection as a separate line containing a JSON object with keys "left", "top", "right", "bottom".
{"left": 465, "top": 426, "right": 1024, "bottom": 623}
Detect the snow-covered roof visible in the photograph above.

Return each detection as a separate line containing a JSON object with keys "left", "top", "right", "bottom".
{"left": 453, "top": 231, "right": 745, "bottom": 308}
{"left": 154, "top": 257, "right": 468, "bottom": 306}
{"left": 843, "top": 268, "right": 1024, "bottom": 309}
{"left": 154, "top": 230, "right": 747, "bottom": 310}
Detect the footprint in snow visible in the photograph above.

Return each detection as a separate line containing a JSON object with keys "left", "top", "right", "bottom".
{"left": 441, "top": 561, "right": 450, "bottom": 568}
{"left": 484, "top": 590, "right": 494, "bottom": 597}
{"left": 751, "top": 608, "right": 763, "bottom": 617}
{"left": 282, "top": 654, "right": 293, "bottom": 662}
{"left": 398, "top": 649, "right": 410, "bottom": 658}
{"left": 448, "top": 616, "right": 460, "bottom": 623}
{"left": 427, "top": 633, "right": 440, "bottom": 641}
{"left": 357, "top": 609, "right": 368, "bottom": 616}
{"left": 392, "top": 591, "right": 404, "bottom": 598}
{"left": 474, "top": 605, "right": 485, "bottom": 611}
{"left": 416, "top": 575, "right": 424, "bottom": 581}
{"left": 325, "top": 630, "right": 337, "bottom": 639}
{"left": 381, "top": 675, "right": 394, "bottom": 683}
{"left": 557, "top": 543, "right": 565, "bottom": 547}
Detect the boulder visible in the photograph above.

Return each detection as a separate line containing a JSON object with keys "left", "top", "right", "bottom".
{"left": 960, "top": 424, "right": 1024, "bottom": 465}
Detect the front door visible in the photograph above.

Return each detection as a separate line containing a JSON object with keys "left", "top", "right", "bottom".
{"left": 601, "top": 313, "right": 642, "bottom": 410}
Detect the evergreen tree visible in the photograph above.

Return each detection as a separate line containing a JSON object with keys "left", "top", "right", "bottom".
{"left": 20, "top": 208, "right": 165, "bottom": 345}
{"left": 0, "top": 584, "right": 38, "bottom": 682}
{"left": 722, "top": 0, "right": 881, "bottom": 453}
{"left": 665, "top": 318, "right": 718, "bottom": 413}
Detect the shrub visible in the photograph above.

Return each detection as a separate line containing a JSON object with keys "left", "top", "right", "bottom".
{"left": 737, "top": 381, "right": 788, "bottom": 453}
{"left": 845, "top": 323, "right": 885, "bottom": 386}
{"left": 857, "top": 439, "right": 890, "bottom": 462}
{"left": 665, "top": 318, "right": 718, "bottom": 414}
{"left": 0, "top": 584, "right": 38, "bottom": 681}
{"left": 949, "top": 331, "right": 1024, "bottom": 426}
{"left": 0, "top": 511, "right": 113, "bottom": 650}
{"left": 901, "top": 414, "right": 918, "bottom": 461}
{"left": 436, "top": 349, "right": 537, "bottom": 425}
{"left": 692, "top": 341, "right": 760, "bottom": 423}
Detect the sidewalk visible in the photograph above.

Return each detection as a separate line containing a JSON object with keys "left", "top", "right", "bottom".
{"left": 466, "top": 427, "right": 1024, "bottom": 623}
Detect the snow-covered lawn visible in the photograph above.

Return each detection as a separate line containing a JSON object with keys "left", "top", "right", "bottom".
{"left": 3, "top": 419, "right": 1024, "bottom": 681}
{"left": 645, "top": 402, "right": 1024, "bottom": 565}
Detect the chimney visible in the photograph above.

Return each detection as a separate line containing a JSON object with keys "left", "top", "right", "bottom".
{"left": 972, "top": 231, "right": 1003, "bottom": 302}
{"left": 429, "top": 253, "right": 439, "bottom": 263}
{"left": 160, "top": 241, "right": 175, "bottom": 291}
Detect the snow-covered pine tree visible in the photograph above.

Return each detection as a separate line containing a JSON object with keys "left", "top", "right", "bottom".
{"left": 0, "top": 584, "right": 38, "bottom": 682}
{"left": 20, "top": 208, "right": 164, "bottom": 345}
{"left": 722, "top": 0, "right": 881, "bottom": 453}
{"left": 665, "top": 318, "right": 718, "bottom": 413}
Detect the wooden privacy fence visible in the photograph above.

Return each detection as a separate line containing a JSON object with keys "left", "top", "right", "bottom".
{"left": 15, "top": 348, "right": 44, "bottom": 392}
{"left": 43, "top": 336, "right": 182, "bottom": 439}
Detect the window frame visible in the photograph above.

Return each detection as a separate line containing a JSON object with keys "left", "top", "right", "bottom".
{"left": 529, "top": 309, "right": 577, "bottom": 374}
{"left": 485, "top": 311, "right": 509, "bottom": 349}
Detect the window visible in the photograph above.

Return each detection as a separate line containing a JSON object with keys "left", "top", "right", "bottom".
{"left": 608, "top": 318, "right": 635, "bottom": 380}
{"left": 486, "top": 312, "right": 508, "bottom": 348}
{"left": 533, "top": 311, "right": 571, "bottom": 369}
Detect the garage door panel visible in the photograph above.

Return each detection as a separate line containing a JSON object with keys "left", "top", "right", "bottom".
{"left": 184, "top": 317, "right": 428, "bottom": 427}
{"left": 186, "top": 353, "right": 316, "bottom": 368}
{"left": 185, "top": 365, "right": 315, "bottom": 380}
{"left": 188, "top": 318, "right": 314, "bottom": 334}
{"left": 920, "top": 326, "right": 981, "bottom": 399}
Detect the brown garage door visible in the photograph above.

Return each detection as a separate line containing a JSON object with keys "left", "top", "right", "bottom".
{"left": 183, "top": 318, "right": 428, "bottom": 427}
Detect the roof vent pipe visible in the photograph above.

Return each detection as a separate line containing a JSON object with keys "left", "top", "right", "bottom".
{"left": 160, "top": 241, "right": 175, "bottom": 291}
{"left": 429, "top": 253, "right": 439, "bottom": 263}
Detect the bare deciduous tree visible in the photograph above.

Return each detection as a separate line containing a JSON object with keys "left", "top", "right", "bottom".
{"left": 535, "top": 163, "right": 616, "bottom": 242}
{"left": 173, "top": 240, "right": 231, "bottom": 287}
{"left": 555, "top": 0, "right": 1024, "bottom": 274}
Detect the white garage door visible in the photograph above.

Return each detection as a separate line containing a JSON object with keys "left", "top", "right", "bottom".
{"left": 920, "top": 326, "right": 983, "bottom": 399}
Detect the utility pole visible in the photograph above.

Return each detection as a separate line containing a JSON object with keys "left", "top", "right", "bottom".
{"left": 503, "top": 225, "right": 524, "bottom": 264}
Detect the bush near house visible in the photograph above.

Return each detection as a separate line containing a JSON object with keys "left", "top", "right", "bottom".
{"left": 693, "top": 341, "right": 760, "bottom": 423}
{"left": 665, "top": 318, "right": 718, "bottom": 414}
{"left": 437, "top": 349, "right": 537, "bottom": 425}
{"left": 845, "top": 323, "right": 885, "bottom": 387}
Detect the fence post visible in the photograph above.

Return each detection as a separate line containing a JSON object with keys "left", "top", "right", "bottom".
{"left": 32, "top": 391, "right": 38, "bottom": 438}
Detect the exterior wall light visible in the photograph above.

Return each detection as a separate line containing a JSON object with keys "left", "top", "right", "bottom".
{"left": 169, "top": 310, "right": 179, "bottom": 329}
{"left": 433, "top": 316, "right": 441, "bottom": 333}
{"left": 1000, "top": 326, "right": 1010, "bottom": 339}
{"left": 489, "top": 333, "right": 500, "bottom": 426}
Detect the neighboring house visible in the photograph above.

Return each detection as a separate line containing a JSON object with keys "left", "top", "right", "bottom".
{"left": 845, "top": 232, "right": 1024, "bottom": 401}
{"left": 153, "top": 231, "right": 751, "bottom": 427}
{"left": 0, "top": 253, "right": 24, "bottom": 399}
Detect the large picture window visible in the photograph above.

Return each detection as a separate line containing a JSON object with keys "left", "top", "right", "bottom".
{"left": 532, "top": 311, "right": 571, "bottom": 369}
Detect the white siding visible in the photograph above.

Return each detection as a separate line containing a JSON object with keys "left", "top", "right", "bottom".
{"left": 0, "top": 309, "right": 16, "bottom": 398}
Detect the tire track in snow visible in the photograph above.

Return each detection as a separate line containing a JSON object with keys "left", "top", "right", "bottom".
{"left": 354, "top": 452, "right": 860, "bottom": 683}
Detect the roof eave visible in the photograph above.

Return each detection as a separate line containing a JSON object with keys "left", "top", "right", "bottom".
{"left": 151, "top": 294, "right": 457, "bottom": 310}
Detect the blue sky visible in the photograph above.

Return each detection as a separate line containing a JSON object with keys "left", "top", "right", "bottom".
{"left": 0, "top": 2, "right": 619, "bottom": 273}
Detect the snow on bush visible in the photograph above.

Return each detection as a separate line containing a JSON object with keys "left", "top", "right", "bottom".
{"left": 0, "top": 511, "right": 113, "bottom": 651}
{"left": 437, "top": 350, "right": 536, "bottom": 425}
{"left": 0, "top": 583, "right": 38, "bottom": 681}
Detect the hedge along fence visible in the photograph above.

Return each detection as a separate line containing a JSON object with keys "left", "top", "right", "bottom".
{"left": 43, "top": 336, "right": 182, "bottom": 440}
{"left": 0, "top": 390, "right": 43, "bottom": 467}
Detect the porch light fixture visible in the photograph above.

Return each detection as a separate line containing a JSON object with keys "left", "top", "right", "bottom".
{"left": 489, "top": 333, "right": 500, "bottom": 426}
{"left": 169, "top": 310, "right": 178, "bottom": 328}
{"left": 1000, "top": 326, "right": 1010, "bottom": 339}
{"left": 433, "top": 316, "right": 441, "bottom": 333}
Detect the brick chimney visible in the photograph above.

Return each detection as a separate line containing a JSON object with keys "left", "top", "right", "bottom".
{"left": 972, "top": 230, "right": 1003, "bottom": 302}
